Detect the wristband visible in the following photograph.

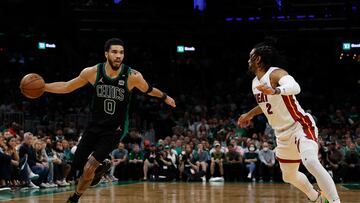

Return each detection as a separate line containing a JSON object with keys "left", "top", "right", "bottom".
{"left": 161, "top": 92, "right": 167, "bottom": 101}
{"left": 145, "top": 84, "right": 153, "bottom": 94}
{"left": 273, "top": 88, "right": 281, "bottom": 95}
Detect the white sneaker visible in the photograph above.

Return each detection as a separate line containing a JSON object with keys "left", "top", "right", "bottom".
{"left": 62, "top": 180, "right": 70, "bottom": 186}
{"left": 40, "top": 183, "right": 51, "bottom": 188}
{"left": 28, "top": 181, "right": 40, "bottom": 189}
{"left": 56, "top": 180, "right": 64, "bottom": 187}
{"left": 247, "top": 172, "right": 252, "bottom": 179}
{"left": 0, "top": 187, "right": 11, "bottom": 192}
{"left": 101, "top": 177, "right": 108, "bottom": 183}
{"left": 110, "top": 175, "right": 118, "bottom": 182}
{"left": 201, "top": 176, "right": 206, "bottom": 182}
{"left": 48, "top": 182, "right": 58, "bottom": 188}
{"left": 209, "top": 177, "right": 224, "bottom": 182}
{"left": 29, "top": 172, "right": 39, "bottom": 180}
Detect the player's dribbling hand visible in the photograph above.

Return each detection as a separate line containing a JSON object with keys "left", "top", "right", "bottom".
{"left": 165, "top": 96, "right": 176, "bottom": 108}
{"left": 238, "top": 113, "right": 251, "bottom": 128}
{"left": 256, "top": 84, "right": 275, "bottom": 95}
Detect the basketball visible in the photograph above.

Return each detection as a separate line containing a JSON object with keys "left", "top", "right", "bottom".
{"left": 19, "top": 73, "right": 45, "bottom": 99}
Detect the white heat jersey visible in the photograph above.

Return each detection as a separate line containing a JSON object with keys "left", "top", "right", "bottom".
{"left": 252, "top": 67, "right": 317, "bottom": 141}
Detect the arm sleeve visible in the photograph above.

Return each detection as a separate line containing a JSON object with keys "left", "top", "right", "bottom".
{"left": 277, "top": 75, "right": 301, "bottom": 95}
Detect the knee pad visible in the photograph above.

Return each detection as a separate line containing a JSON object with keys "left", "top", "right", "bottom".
{"left": 301, "top": 150, "right": 321, "bottom": 173}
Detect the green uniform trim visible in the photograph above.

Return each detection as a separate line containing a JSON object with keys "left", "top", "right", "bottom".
{"left": 119, "top": 66, "right": 132, "bottom": 142}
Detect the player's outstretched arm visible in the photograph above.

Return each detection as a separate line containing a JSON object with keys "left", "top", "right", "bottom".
{"left": 128, "top": 69, "right": 176, "bottom": 108}
{"left": 44, "top": 67, "right": 94, "bottom": 94}
{"left": 237, "top": 106, "right": 263, "bottom": 128}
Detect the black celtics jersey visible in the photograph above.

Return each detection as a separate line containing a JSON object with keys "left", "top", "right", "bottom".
{"left": 90, "top": 63, "right": 132, "bottom": 133}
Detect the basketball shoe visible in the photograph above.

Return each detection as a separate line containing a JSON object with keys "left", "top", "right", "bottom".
{"left": 90, "top": 159, "right": 112, "bottom": 187}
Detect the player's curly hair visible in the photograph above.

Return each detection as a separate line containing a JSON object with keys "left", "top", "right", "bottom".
{"left": 253, "top": 38, "right": 282, "bottom": 71}
{"left": 104, "top": 38, "right": 124, "bottom": 52}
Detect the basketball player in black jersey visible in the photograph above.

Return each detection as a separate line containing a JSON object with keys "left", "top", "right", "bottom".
{"left": 44, "top": 38, "right": 176, "bottom": 203}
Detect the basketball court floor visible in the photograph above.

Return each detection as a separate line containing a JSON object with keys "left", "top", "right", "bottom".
{"left": 0, "top": 182, "right": 359, "bottom": 203}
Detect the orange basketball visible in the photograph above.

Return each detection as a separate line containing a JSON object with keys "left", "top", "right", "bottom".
{"left": 20, "top": 73, "right": 45, "bottom": 99}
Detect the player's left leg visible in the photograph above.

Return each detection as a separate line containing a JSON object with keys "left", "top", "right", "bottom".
{"left": 299, "top": 137, "right": 341, "bottom": 203}
{"left": 279, "top": 162, "right": 320, "bottom": 201}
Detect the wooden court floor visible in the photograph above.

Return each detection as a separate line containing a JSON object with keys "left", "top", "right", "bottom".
{"left": 0, "top": 182, "right": 359, "bottom": 203}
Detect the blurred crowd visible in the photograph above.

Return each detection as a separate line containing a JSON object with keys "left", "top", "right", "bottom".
{"left": 1, "top": 99, "right": 359, "bottom": 190}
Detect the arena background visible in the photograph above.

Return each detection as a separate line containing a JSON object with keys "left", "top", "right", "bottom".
{"left": 1, "top": 0, "right": 359, "bottom": 132}
{"left": 0, "top": 0, "right": 360, "bottom": 198}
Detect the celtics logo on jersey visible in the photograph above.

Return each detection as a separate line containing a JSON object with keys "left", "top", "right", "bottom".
{"left": 96, "top": 85, "right": 125, "bottom": 115}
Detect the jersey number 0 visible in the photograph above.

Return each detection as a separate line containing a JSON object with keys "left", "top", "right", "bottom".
{"left": 104, "top": 99, "right": 116, "bottom": 115}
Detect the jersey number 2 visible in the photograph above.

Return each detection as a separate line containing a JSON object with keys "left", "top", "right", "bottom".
{"left": 104, "top": 99, "right": 116, "bottom": 115}
{"left": 266, "top": 103, "right": 273, "bottom": 114}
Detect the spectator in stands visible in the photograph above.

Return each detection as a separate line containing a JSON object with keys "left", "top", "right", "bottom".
{"left": 111, "top": 142, "right": 128, "bottom": 181}
{"left": 175, "top": 140, "right": 183, "bottom": 155}
{"left": 164, "top": 145, "right": 177, "bottom": 174}
{"left": 179, "top": 143, "right": 202, "bottom": 181}
{"left": 209, "top": 142, "right": 225, "bottom": 182}
{"left": 33, "top": 139, "right": 51, "bottom": 188}
{"left": 0, "top": 136, "right": 18, "bottom": 189}
{"left": 7, "top": 122, "right": 21, "bottom": 138}
{"left": 19, "top": 132, "right": 48, "bottom": 188}
{"left": 55, "top": 129, "right": 65, "bottom": 142}
{"left": 142, "top": 144, "right": 158, "bottom": 181}
{"left": 326, "top": 141, "right": 347, "bottom": 183}
{"left": 244, "top": 143, "right": 258, "bottom": 181}
{"left": 53, "top": 141, "right": 71, "bottom": 186}
{"left": 193, "top": 143, "right": 209, "bottom": 176}
{"left": 158, "top": 146, "right": 176, "bottom": 181}
{"left": 224, "top": 143, "right": 242, "bottom": 181}
{"left": 258, "top": 141, "right": 275, "bottom": 182}
{"left": 344, "top": 143, "right": 360, "bottom": 182}
{"left": 4, "top": 136, "right": 20, "bottom": 187}
{"left": 128, "top": 143, "right": 144, "bottom": 180}
{"left": 226, "top": 139, "right": 245, "bottom": 156}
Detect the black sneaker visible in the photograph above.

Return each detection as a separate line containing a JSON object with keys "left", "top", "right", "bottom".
{"left": 66, "top": 197, "right": 77, "bottom": 203}
{"left": 66, "top": 192, "right": 82, "bottom": 203}
{"left": 90, "top": 159, "right": 112, "bottom": 187}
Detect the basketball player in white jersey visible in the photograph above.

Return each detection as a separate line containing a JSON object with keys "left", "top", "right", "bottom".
{"left": 238, "top": 42, "right": 341, "bottom": 203}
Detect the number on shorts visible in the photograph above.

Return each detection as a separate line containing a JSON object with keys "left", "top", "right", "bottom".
{"left": 266, "top": 103, "right": 273, "bottom": 114}
{"left": 104, "top": 99, "right": 116, "bottom": 115}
